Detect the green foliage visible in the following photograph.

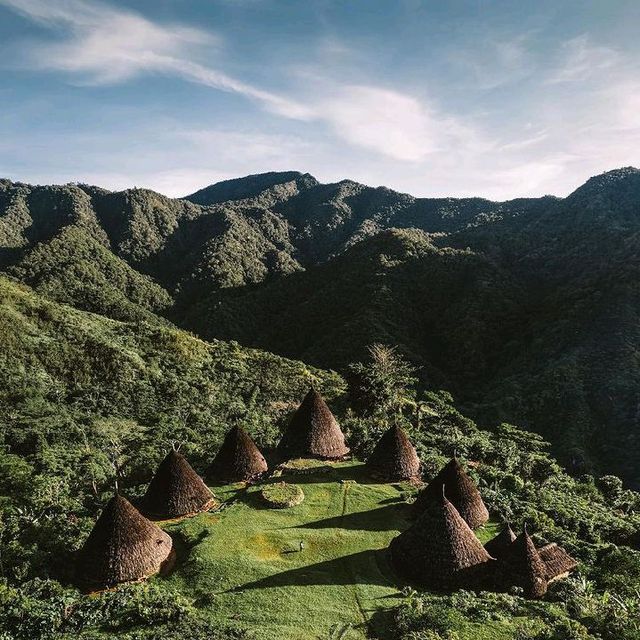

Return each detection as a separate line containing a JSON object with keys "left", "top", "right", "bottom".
{"left": 0, "top": 579, "right": 249, "bottom": 640}
{"left": 4, "top": 171, "right": 640, "bottom": 483}
{"left": 0, "top": 276, "right": 342, "bottom": 586}
{"left": 3, "top": 169, "right": 640, "bottom": 638}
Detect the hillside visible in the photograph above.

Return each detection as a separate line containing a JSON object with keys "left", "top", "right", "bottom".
{"left": 2, "top": 169, "right": 640, "bottom": 483}
{"left": 1, "top": 277, "right": 640, "bottom": 639}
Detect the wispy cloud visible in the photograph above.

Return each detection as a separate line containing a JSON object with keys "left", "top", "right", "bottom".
{"left": 1, "top": 0, "right": 477, "bottom": 163}
{"left": 2, "top": 0, "right": 638, "bottom": 200}
{"left": 449, "top": 32, "right": 536, "bottom": 90}
{"left": 546, "top": 34, "right": 619, "bottom": 84}
{"left": 319, "top": 85, "right": 439, "bottom": 161}
{"left": 0, "top": 0, "right": 313, "bottom": 119}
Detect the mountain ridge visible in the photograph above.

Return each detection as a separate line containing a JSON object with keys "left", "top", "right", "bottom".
{"left": 2, "top": 167, "right": 640, "bottom": 483}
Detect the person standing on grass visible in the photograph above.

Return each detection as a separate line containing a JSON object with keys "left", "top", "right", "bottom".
{"left": 299, "top": 540, "right": 305, "bottom": 552}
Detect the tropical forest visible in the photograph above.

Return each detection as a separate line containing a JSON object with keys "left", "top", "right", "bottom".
{"left": 1, "top": 168, "right": 640, "bottom": 640}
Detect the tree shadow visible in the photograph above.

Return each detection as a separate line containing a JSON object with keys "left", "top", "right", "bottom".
{"left": 228, "top": 548, "right": 401, "bottom": 592}
{"left": 367, "top": 607, "right": 399, "bottom": 639}
{"left": 279, "top": 463, "right": 401, "bottom": 486}
{"left": 161, "top": 527, "right": 211, "bottom": 576}
{"left": 294, "top": 503, "right": 411, "bottom": 532}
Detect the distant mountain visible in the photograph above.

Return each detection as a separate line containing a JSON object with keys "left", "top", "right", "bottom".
{"left": 2, "top": 167, "right": 640, "bottom": 483}
{"left": 185, "top": 170, "right": 318, "bottom": 205}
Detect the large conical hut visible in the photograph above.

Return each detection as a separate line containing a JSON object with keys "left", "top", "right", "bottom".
{"left": 390, "top": 486, "right": 492, "bottom": 590}
{"left": 367, "top": 425, "right": 420, "bottom": 481}
{"left": 414, "top": 458, "right": 489, "bottom": 529}
{"left": 140, "top": 449, "right": 217, "bottom": 520}
{"left": 499, "top": 527, "right": 548, "bottom": 598}
{"left": 277, "top": 388, "right": 349, "bottom": 460}
{"left": 207, "top": 426, "right": 268, "bottom": 482}
{"left": 484, "top": 523, "right": 517, "bottom": 559}
{"left": 538, "top": 543, "right": 578, "bottom": 583}
{"left": 76, "top": 494, "right": 173, "bottom": 592}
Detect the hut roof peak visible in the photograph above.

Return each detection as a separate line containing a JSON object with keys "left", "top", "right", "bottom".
{"left": 76, "top": 494, "right": 173, "bottom": 591}
{"left": 389, "top": 482, "right": 491, "bottom": 589}
{"left": 366, "top": 424, "right": 420, "bottom": 481}
{"left": 140, "top": 449, "right": 215, "bottom": 520}
{"left": 207, "top": 425, "right": 268, "bottom": 482}
{"left": 414, "top": 457, "right": 489, "bottom": 529}
{"left": 277, "top": 388, "right": 349, "bottom": 460}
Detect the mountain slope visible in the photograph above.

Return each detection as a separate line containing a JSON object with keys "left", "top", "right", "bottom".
{"left": 2, "top": 168, "right": 640, "bottom": 483}
{"left": 8, "top": 225, "right": 173, "bottom": 323}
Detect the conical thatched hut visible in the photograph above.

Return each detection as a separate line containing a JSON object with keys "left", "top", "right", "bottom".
{"left": 277, "top": 388, "right": 349, "bottom": 460}
{"left": 207, "top": 426, "right": 268, "bottom": 482}
{"left": 538, "top": 543, "right": 578, "bottom": 583}
{"left": 76, "top": 494, "right": 173, "bottom": 592}
{"left": 414, "top": 458, "right": 489, "bottom": 529}
{"left": 140, "top": 450, "right": 217, "bottom": 520}
{"left": 390, "top": 486, "right": 492, "bottom": 590}
{"left": 484, "top": 523, "right": 516, "bottom": 559}
{"left": 499, "top": 527, "right": 548, "bottom": 598}
{"left": 367, "top": 425, "right": 420, "bottom": 481}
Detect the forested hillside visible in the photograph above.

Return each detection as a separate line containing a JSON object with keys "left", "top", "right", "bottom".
{"left": 2, "top": 169, "right": 640, "bottom": 483}
{"left": 2, "top": 277, "right": 640, "bottom": 639}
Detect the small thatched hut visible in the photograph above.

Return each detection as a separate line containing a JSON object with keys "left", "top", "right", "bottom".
{"left": 140, "top": 450, "right": 217, "bottom": 520}
{"left": 484, "top": 523, "right": 516, "bottom": 559}
{"left": 366, "top": 425, "right": 420, "bottom": 481}
{"left": 277, "top": 388, "right": 349, "bottom": 460}
{"left": 207, "top": 426, "right": 268, "bottom": 482}
{"left": 76, "top": 494, "right": 173, "bottom": 592}
{"left": 538, "top": 543, "right": 578, "bottom": 583}
{"left": 389, "top": 486, "right": 492, "bottom": 590}
{"left": 414, "top": 458, "right": 489, "bottom": 529}
{"left": 499, "top": 527, "right": 548, "bottom": 598}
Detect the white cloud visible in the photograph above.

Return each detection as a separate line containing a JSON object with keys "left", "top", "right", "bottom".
{"left": 546, "top": 34, "right": 619, "bottom": 84}
{"left": 449, "top": 32, "right": 535, "bottom": 90}
{"left": 2, "top": 1, "right": 638, "bottom": 199}
{"left": 0, "top": 0, "right": 313, "bottom": 119}
{"left": 319, "top": 85, "right": 437, "bottom": 161}
{"left": 1, "top": 0, "right": 481, "bottom": 161}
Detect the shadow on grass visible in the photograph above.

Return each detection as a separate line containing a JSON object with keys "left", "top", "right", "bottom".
{"left": 278, "top": 463, "right": 392, "bottom": 486}
{"left": 160, "top": 527, "right": 211, "bottom": 577}
{"left": 367, "top": 606, "right": 401, "bottom": 639}
{"left": 294, "top": 503, "right": 410, "bottom": 532}
{"left": 228, "top": 549, "right": 400, "bottom": 592}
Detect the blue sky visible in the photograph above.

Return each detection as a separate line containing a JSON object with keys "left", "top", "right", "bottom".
{"left": 1, "top": 0, "right": 639, "bottom": 199}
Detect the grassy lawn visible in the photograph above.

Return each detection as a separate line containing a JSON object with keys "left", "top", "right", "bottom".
{"left": 160, "top": 460, "right": 501, "bottom": 640}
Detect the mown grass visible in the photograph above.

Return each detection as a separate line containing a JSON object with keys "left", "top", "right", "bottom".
{"left": 160, "top": 461, "right": 502, "bottom": 640}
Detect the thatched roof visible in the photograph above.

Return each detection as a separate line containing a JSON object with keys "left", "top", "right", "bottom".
{"left": 140, "top": 450, "right": 217, "bottom": 520}
{"left": 414, "top": 458, "right": 489, "bottom": 529}
{"left": 277, "top": 388, "right": 349, "bottom": 460}
{"left": 207, "top": 426, "right": 268, "bottom": 482}
{"left": 76, "top": 494, "right": 173, "bottom": 591}
{"left": 366, "top": 425, "right": 420, "bottom": 481}
{"left": 484, "top": 523, "right": 516, "bottom": 559}
{"left": 389, "top": 486, "right": 492, "bottom": 589}
{"left": 499, "top": 528, "right": 548, "bottom": 598}
{"left": 538, "top": 543, "right": 578, "bottom": 582}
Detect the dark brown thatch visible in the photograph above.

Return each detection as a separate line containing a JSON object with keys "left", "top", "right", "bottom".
{"left": 140, "top": 450, "right": 217, "bottom": 520}
{"left": 538, "top": 543, "right": 578, "bottom": 582}
{"left": 414, "top": 458, "right": 489, "bottom": 529}
{"left": 484, "top": 523, "right": 517, "bottom": 559}
{"left": 76, "top": 494, "right": 173, "bottom": 592}
{"left": 499, "top": 528, "right": 548, "bottom": 598}
{"left": 207, "top": 426, "right": 268, "bottom": 482}
{"left": 367, "top": 425, "right": 420, "bottom": 481}
{"left": 277, "top": 388, "right": 349, "bottom": 460}
{"left": 390, "top": 486, "right": 492, "bottom": 590}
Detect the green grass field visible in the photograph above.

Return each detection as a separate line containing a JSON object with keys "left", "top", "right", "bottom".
{"left": 158, "top": 461, "right": 501, "bottom": 640}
